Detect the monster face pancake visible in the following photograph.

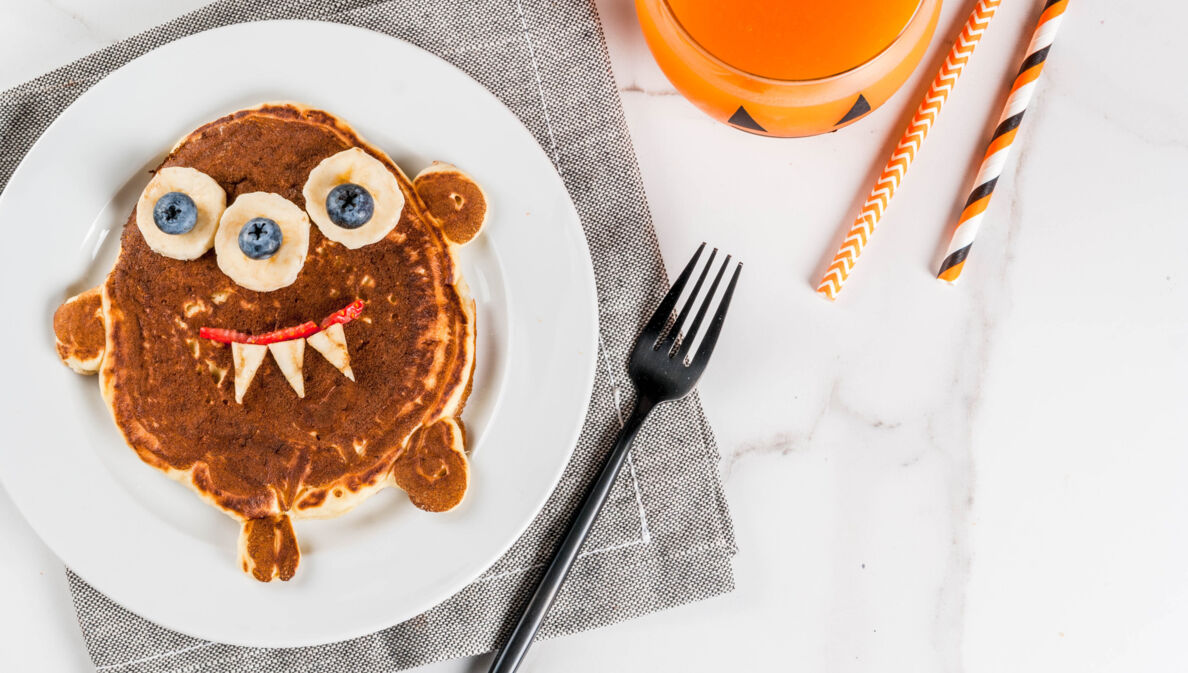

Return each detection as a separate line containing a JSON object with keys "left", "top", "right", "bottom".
{"left": 52, "top": 104, "right": 489, "bottom": 581}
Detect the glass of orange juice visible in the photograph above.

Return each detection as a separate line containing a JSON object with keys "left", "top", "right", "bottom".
{"left": 636, "top": 0, "right": 942, "bottom": 137}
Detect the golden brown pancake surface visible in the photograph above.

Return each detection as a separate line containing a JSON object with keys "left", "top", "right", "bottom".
{"left": 54, "top": 104, "right": 487, "bottom": 580}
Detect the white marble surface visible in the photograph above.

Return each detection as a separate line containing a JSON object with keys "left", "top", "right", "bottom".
{"left": 2, "top": 0, "right": 1186, "bottom": 671}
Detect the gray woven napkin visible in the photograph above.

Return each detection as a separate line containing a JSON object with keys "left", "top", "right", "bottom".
{"left": 0, "top": 1, "right": 736, "bottom": 670}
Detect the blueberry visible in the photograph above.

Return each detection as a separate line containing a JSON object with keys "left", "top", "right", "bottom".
{"left": 326, "top": 183, "right": 374, "bottom": 229}
{"left": 238, "top": 218, "right": 283, "bottom": 260}
{"left": 152, "top": 192, "right": 198, "bottom": 235}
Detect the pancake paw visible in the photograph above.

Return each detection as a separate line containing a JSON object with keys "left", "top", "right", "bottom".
{"left": 53, "top": 287, "right": 105, "bottom": 374}
{"left": 392, "top": 418, "right": 469, "bottom": 512}
{"left": 238, "top": 514, "right": 300, "bottom": 582}
{"left": 413, "top": 163, "right": 488, "bottom": 245}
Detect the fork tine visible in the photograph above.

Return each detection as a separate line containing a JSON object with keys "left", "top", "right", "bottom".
{"left": 658, "top": 248, "right": 717, "bottom": 351}
{"left": 689, "top": 262, "right": 741, "bottom": 365}
{"left": 639, "top": 242, "right": 704, "bottom": 342}
{"left": 675, "top": 254, "right": 731, "bottom": 359}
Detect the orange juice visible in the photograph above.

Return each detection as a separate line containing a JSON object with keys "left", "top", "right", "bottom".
{"left": 636, "top": 0, "right": 942, "bottom": 137}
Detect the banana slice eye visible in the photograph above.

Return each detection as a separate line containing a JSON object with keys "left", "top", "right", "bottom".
{"left": 136, "top": 167, "right": 226, "bottom": 260}
{"left": 215, "top": 193, "right": 310, "bottom": 292}
{"left": 303, "top": 148, "right": 405, "bottom": 249}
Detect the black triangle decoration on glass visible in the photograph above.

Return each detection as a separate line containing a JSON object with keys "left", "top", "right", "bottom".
{"left": 727, "top": 105, "right": 766, "bottom": 133}
{"left": 835, "top": 94, "right": 872, "bottom": 126}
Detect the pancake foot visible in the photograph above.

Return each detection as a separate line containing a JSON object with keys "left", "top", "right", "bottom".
{"left": 53, "top": 287, "right": 106, "bottom": 374}
{"left": 392, "top": 418, "right": 469, "bottom": 512}
{"left": 238, "top": 514, "right": 300, "bottom": 582}
{"left": 413, "top": 163, "right": 488, "bottom": 245}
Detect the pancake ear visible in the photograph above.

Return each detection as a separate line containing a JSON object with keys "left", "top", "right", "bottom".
{"left": 53, "top": 287, "right": 106, "bottom": 375}
{"left": 413, "top": 163, "right": 488, "bottom": 245}
{"left": 392, "top": 417, "right": 469, "bottom": 512}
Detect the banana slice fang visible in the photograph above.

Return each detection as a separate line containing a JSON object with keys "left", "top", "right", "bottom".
{"left": 268, "top": 340, "right": 305, "bottom": 398}
{"left": 307, "top": 323, "right": 354, "bottom": 380}
{"left": 232, "top": 342, "right": 268, "bottom": 404}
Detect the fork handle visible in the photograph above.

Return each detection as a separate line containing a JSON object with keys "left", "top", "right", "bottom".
{"left": 487, "top": 396, "right": 657, "bottom": 673}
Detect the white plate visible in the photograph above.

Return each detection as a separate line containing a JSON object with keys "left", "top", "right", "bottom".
{"left": 0, "top": 21, "right": 597, "bottom": 648}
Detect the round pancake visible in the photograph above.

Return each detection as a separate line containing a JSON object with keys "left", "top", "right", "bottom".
{"left": 99, "top": 104, "right": 475, "bottom": 523}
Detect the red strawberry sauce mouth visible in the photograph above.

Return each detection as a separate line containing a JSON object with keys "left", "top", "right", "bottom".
{"left": 198, "top": 300, "right": 365, "bottom": 345}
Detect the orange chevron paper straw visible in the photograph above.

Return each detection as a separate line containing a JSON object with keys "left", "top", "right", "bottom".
{"left": 817, "top": 0, "right": 1001, "bottom": 301}
{"left": 938, "top": 0, "right": 1068, "bottom": 283}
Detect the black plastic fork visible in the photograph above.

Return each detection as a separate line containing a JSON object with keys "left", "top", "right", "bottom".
{"left": 488, "top": 243, "right": 741, "bottom": 673}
